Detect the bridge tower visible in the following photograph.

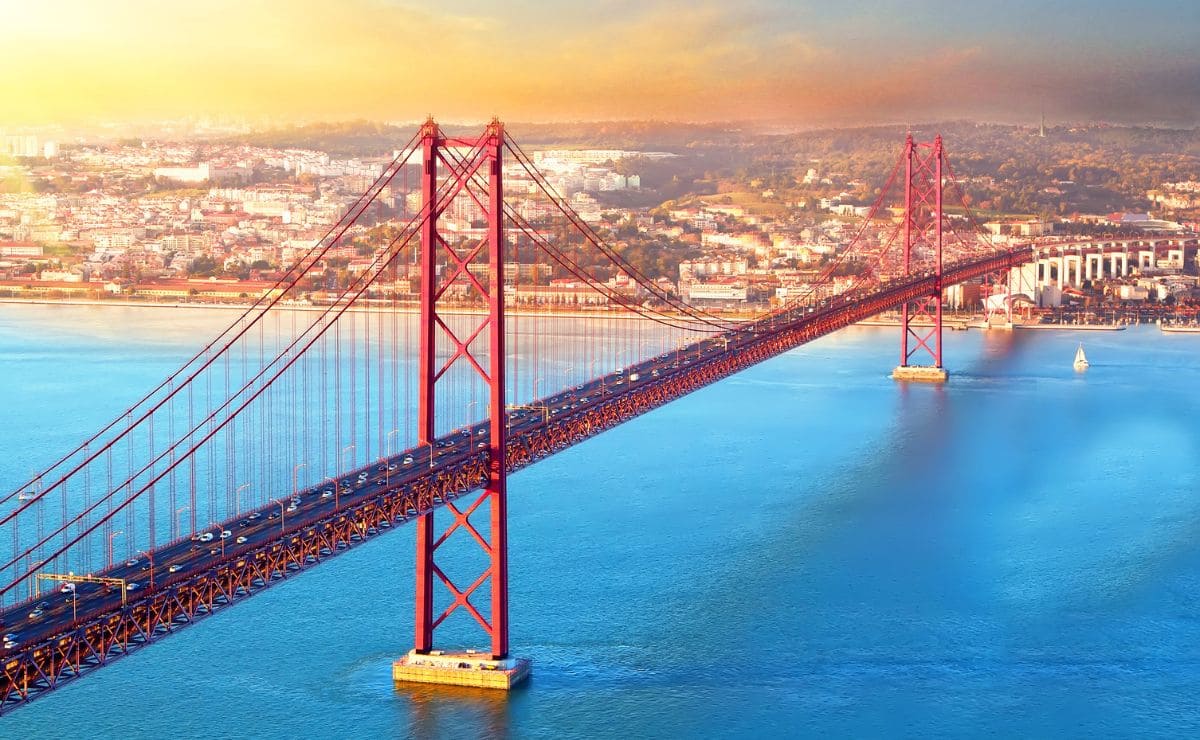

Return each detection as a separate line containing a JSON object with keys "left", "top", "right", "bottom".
{"left": 393, "top": 118, "right": 531, "bottom": 689}
{"left": 892, "top": 134, "right": 949, "bottom": 382}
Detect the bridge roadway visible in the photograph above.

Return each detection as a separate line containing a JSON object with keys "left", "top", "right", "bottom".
{"left": 0, "top": 247, "right": 1029, "bottom": 710}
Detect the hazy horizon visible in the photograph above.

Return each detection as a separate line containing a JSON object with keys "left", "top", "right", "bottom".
{"left": 6, "top": 117, "right": 1198, "bottom": 143}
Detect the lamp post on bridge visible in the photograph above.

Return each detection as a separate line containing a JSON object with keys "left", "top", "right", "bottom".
{"left": 209, "top": 523, "right": 226, "bottom": 558}
{"left": 174, "top": 506, "right": 190, "bottom": 542}
{"left": 106, "top": 530, "right": 123, "bottom": 569}
{"left": 67, "top": 572, "right": 77, "bottom": 624}
{"left": 236, "top": 482, "right": 251, "bottom": 516}
{"left": 292, "top": 463, "right": 307, "bottom": 501}
{"left": 386, "top": 429, "right": 400, "bottom": 486}
{"left": 385, "top": 429, "right": 401, "bottom": 461}
{"left": 137, "top": 549, "right": 154, "bottom": 590}
{"left": 337, "top": 446, "right": 354, "bottom": 511}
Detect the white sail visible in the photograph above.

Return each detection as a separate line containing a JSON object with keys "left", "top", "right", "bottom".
{"left": 1073, "top": 343, "right": 1089, "bottom": 370}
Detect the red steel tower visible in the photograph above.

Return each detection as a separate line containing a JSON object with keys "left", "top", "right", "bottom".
{"left": 395, "top": 119, "right": 530, "bottom": 689}
{"left": 893, "top": 133, "right": 948, "bottom": 382}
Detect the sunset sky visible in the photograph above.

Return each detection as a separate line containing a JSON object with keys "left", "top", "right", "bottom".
{"left": 2, "top": 0, "right": 1197, "bottom": 127}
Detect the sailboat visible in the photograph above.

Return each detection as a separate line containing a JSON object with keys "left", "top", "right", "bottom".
{"left": 1073, "top": 343, "right": 1089, "bottom": 371}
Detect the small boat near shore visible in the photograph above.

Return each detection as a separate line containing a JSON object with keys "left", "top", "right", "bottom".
{"left": 1161, "top": 323, "right": 1200, "bottom": 334}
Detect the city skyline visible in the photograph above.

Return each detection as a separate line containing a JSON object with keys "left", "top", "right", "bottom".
{"left": 2, "top": 0, "right": 1198, "bottom": 128}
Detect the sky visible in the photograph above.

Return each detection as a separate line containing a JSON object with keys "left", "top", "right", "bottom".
{"left": 1, "top": 0, "right": 1198, "bottom": 127}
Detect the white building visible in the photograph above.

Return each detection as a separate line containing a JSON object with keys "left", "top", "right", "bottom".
{"left": 686, "top": 283, "right": 748, "bottom": 302}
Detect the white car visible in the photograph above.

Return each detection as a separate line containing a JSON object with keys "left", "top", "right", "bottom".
{"left": 3, "top": 640, "right": 17, "bottom": 650}
{"left": 236, "top": 536, "right": 248, "bottom": 544}
{"left": 126, "top": 582, "right": 139, "bottom": 591}
{"left": 199, "top": 532, "right": 214, "bottom": 542}
{"left": 168, "top": 564, "right": 183, "bottom": 573}
{"left": 60, "top": 583, "right": 75, "bottom": 593}
{"left": 125, "top": 559, "right": 139, "bottom": 567}
{"left": 219, "top": 530, "right": 232, "bottom": 539}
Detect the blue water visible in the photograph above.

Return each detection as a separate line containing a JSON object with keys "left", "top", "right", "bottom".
{"left": 1, "top": 303, "right": 1199, "bottom": 738}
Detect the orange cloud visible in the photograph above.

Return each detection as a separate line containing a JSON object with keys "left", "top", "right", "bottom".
{"left": 0, "top": 0, "right": 838, "bottom": 124}
{"left": 0, "top": 1, "right": 1194, "bottom": 126}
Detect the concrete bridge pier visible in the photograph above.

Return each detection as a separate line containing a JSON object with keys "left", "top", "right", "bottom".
{"left": 1063, "top": 254, "right": 1083, "bottom": 288}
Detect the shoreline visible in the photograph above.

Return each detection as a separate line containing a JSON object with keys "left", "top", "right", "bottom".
{"left": 0, "top": 297, "right": 1182, "bottom": 334}
{"left": 1014, "top": 323, "right": 1127, "bottom": 331}
{"left": 0, "top": 296, "right": 763, "bottom": 322}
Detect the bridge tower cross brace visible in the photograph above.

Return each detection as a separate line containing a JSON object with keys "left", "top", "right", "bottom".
{"left": 413, "top": 118, "right": 511, "bottom": 661}
{"left": 894, "top": 134, "right": 948, "bottom": 382}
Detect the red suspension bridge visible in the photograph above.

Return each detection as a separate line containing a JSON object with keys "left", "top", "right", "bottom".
{"left": 0, "top": 121, "right": 1034, "bottom": 707}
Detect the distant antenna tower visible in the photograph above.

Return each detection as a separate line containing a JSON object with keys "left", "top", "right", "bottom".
{"left": 1039, "top": 108, "right": 1046, "bottom": 138}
